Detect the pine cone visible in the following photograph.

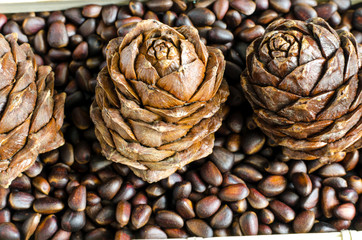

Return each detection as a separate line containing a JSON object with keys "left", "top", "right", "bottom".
{"left": 90, "top": 20, "right": 229, "bottom": 182}
{"left": 241, "top": 17, "right": 362, "bottom": 169}
{"left": 0, "top": 33, "right": 66, "bottom": 187}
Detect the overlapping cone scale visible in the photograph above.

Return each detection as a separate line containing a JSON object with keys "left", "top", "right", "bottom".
{"left": 90, "top": 19, "right": 229, "bottom": 182}
{"left": 0, "top": 33, "right": 66, "bottom": 187}
{"left": 241, "top": 17, "right": 362, "bottom": 169}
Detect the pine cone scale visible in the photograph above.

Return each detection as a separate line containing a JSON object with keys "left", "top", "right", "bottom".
{"left": 0, "top": 33, "right": 65, "bottom": 187}
{"left": 91, "top": 20, "right": 228, "bottom": 182}
{"left": 242, "top": 17, "right": 362, "bottom": 169}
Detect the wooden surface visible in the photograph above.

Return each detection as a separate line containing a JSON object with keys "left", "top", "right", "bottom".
{"left": 0, "top": 0, "right": 361, "bottom": 13}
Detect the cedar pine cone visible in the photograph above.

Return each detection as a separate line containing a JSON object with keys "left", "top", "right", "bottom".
{"left": 0, "top": 33, "right": 66, "bottom": 187}
{"left": 90, "top": 20, "right": 229, "bottom": 182}
{"left": 241, "top": 17, "right": 362, "bottom": 170}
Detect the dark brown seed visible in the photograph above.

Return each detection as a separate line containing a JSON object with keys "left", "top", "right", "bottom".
{"left": 271, "top": 222, "right": 291, "bottom": 234}
{"left": 64, "top": 8, "right": 85, "bottom": 25}
{"left": 230, "top": 0, "right": 256, "bottom": 16}
{"left": 146, "top": 0, "right": 173, "bottom": 12}
{"left": 138, "top": 225, "right": 167, "bottom": 239}
{"left": 293, "top": 3, "right": 318, "bottom": 20}
{"left": 85, "top": 228, "right": 112, "bottom": 240}
{"left": 0, "top": 222, "right": 20, "bottom": 240}
{"left": 258, "top": 175, "right": 287, "bottom": 197}
{"left": 321, "top": 186, "right": 339, "bottom": 218}
{"left": 229, "top": 199, "right": 248, "bottom": 213}
{"left": 259, "top": 224, "right": 272, "bottom": 235}
{"left": 186, "top": 219, "right": 213, "bottom": 238}
{"left": 218, "top": 183, "right": 249, "bottom": 202}
{"left": 200, "top": 161, "right": 222, "bottom": 186}
{"left": 0, "top": 187, "right": 10, "bottom": 209}
{"left": 163, "top": 11, "right": 177, "bottom": 26}
{"left": 264, "top": 161, "right": 289, "bottom": 175}
{"left": 97, "top": 177, "right": 122, "bottom": 200}
{"left": 164, "top": 228, "right": 188, "bottom": 238}
{"left": 86, "top": 192, "right": 101, "bottom": 206}
{"left": 312, "top": 221, "right": 337, "bottom": 233}
{"left": 293, "top": 210, "right": 315, "bottom": 233}
{"left": 35, "top": 214, "right": 58, "bottom": 240}
{"left": 0, "top": 14, "right": 7, "bottom": 31}
{"left": 145, "top": 183, "right": 165, "bottom": 198}
{"left": 234, "top": 164, "right": 263, "bottom": 182}
{"left": 9, "top": 192, "right": 34, "bottom": 210}
{"left": 338, "top": 188, "right": 358, "bottom": 204}
{"left": 292, "top": 172, "right": 313, "bottom": 197}
{"left": 102, "top": 5, "right": 118, "bottom": 25}
{"left": 323, "top": 177, "right": 348, "bottom": 189}
{"left": 131, "top": 204, "right": 152, "bottom": 229}
{"left": 214, "top": 0, "right": 229, "bottom": 20}
{"left": 239, "top": 211, "right": 258, "bottom": 235}
{"left": 210, "top": 205, "right": 233, "bottom": 229}
{"left": 47, "top": 21, "right": 68, "bottom": 48}
{"left": 33, "top": 196, "right": 64, "bottom": 214}
{"left": 318, "top": 163, "right": 346, "bottom": 177}
{"left": 114, "top": 230, "right": 131, "bottom": 240}
{"left": 346, "top": 175, "right": 362, "bottom": 194}
{"left": 82, "top": 4, "right": 102, "bottom": 18}
{"left": 34, "top": 30, "right": 47, "bottom": 54}
{"left": 22, "top": 213, "right": 41, "bottom": 240}
{"left": 175, "top": 198, "right": 195, "bottom": 219}
{"left": 188, "top": 7, "right": 216, "bottom": 26}
{"left": 270, "top": 0, "right": 291, "bottom": 13}
{"left": 315, "top": 2, "right": 338, "bottom": 20}
{"left": 129, "top": 0, "right": 145, "bottom": 17}
{"left": 259, "top": 209, "right": 274, "bottom": 225}
{"left": 51, "top": 230, "right": 71, "bottom": 240}
{"left": 196, "top": 195, "right": 221, "bottom": 218}
{"left": 113, "top": 182, "right": 136, "bottom": 202}
{"left": 208, "top": 27, "right": 234, "bottom": 43}
{"left": 116, "top": 201, "right": 131, "bottom": 227}
{"left": 0, "top": 209, "right": 10, "bottom": 223}
{"left": 131, "top": 192, "right": 148, "bottom": 206}
{"left": 353, "top": 8, "right": 362, "bottom": 32}
{"left": 61, "top": 209, "right": 86, "bottom": 232}
{"left": 117, "top": 22, "right": 138, "bottom": 37}
{"left": 173, "top": 181, "right": 192, "bottom": 199}
{"left": 258, "top": 9, "right": 279, "bottom": 25}
{"left": 72, "top": 41, "right": 88, "bottom": 61}
{"left": 300, "top": 188, "right": 319, "bottom": 210}
{"left": 334, "top": 203, "right": 356, "bottom": 220}
{"left": 269, "top": 200, "right": 295, "bottom": 223}
{"left": 10, "top": 175, "right": 32, "bottom": 191}
{"left": 225, "top": 10, "right": 242, "bottom": 29}
{"left": 22, "top": 17, "right": 45, "bottom": 35}
{"left": 95, "top": 205, "right": 115, "bottom": 226}
{"left": 240, "top": 130, "right": 265, "bottom": 154}
{"left": 79, "top": 18, "right": 96, "bottom": 37}
{"left": 155, "top": 210, "right": 184, "bottom": 229}
{"left": 48, "top": 165, "right": 69, "bottom": 189}
{"left": 331, "top": 219, "right": 351, "bottom": 231}
{"left": 3, "top": 20, "right": 28, "bottom": 43}
{"left": 247, "top": 188, "right": 268, "bottom": 209}
{"left": 68, "top": 185, "right": 86, "bottom": 212}
{"left": 186, "top": 171, "right": 207, "bottom": 193}
{"left": 341, "top": 150, "right": 359, "bottom": 171}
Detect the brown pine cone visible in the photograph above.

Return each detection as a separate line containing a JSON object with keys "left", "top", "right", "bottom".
{"left": 90, "top": 20, "right": 229, "bottom": 182}
{"left": 241, "top": 17, "right": 362, "bottom": 169}
{"left": 0, "top": 33, "right": 66, "bottom": 187}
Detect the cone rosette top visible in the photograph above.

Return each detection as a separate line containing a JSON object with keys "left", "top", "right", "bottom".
{"left": 0, "top": 33, "right": 66, "bottom": 187}
{"left": 241, "top": 17, "right": 362, "bottom": 170}
{"left": 90, "top": 20, "right": 229, "bottom": 182}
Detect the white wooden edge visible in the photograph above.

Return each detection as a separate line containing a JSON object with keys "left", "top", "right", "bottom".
{"left": 0, "top": 0, "right": 143, "bottom": 13}
{"left": 137, "top": 230, "right": 362, "bottom": 240}
{"left": 0, "top": 0, "right": 360, "bottom": 14}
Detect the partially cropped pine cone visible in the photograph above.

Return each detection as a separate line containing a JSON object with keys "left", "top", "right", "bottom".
{"left": 90, "top": 20, "right": 229, "bottom": 182}
{"left": 0, "top": 33, "right": 66, "bottom": 187}
{"left": 241, "top": 17, "right": 362, "bottom": 170}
